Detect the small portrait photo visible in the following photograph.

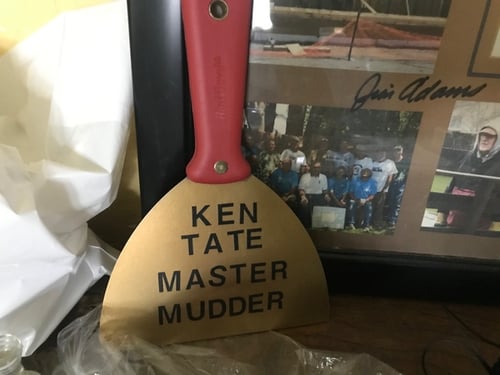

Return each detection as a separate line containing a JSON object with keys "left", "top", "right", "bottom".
{"left": 421, "top": 101, "right": 500, "bottom": 236}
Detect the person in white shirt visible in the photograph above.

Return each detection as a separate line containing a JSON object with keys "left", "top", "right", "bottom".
{"left": 280, "top": 136, "right": 306, "bottom": 173}
{"left": 351, "top": 147, "right": 373, "bottom": 178}
{"left": 371, "top": 148, "right": 398, "bottom": 229}
{"left": 297, "top": 161, "right": 331, "bottom": 227}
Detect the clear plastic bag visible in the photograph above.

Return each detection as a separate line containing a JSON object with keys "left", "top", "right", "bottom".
{"left": 53, "top": 306, "right": 402, "bottom": 375}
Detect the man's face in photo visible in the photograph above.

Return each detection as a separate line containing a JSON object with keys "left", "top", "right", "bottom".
{"left": 478, "top": 130, "right": 497, "bottom": 153}
{"left": 311, "top": 163, "right": 321, "bottom": 176}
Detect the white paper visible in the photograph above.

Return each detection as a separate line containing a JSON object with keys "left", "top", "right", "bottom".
{"left": 0, "top": 0, "right": 132, "bottom": 355}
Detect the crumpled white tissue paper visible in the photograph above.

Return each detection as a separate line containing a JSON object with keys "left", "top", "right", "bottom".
{"left": 0, "top": 0, "right": 132, "bottom": 355}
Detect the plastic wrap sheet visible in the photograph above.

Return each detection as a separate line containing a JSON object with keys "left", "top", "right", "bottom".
{"left": 53, "top": 306, "right": 402, "bottom": 375}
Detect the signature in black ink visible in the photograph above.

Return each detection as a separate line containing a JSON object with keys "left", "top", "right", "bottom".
{"left": 351, "top": 73, "right": 487, "bottom": 112}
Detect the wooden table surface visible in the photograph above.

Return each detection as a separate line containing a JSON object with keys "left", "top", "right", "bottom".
{"left": 281, "top": 294, "right": 500, "bottom": 375}
{"left": 26, "top": 275, "right": 500, "bottom": 375}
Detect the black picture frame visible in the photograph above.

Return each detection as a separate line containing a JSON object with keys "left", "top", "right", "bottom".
{"left": 128, "top": 0, "right": 500, "bottom": 302}
{"left": 127, "top": 0, "right": 194, "bottom": 217}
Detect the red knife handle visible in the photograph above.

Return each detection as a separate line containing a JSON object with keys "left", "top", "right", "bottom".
{"left": 182, "top": 0, "right": 252, "bottom": 184}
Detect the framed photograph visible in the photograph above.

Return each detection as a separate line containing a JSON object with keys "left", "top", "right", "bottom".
{"left": 243, "top": 0, "right": 500, "bottom": 283}
{"left": 129, "top": 0, "right": 500, "bottom": 298}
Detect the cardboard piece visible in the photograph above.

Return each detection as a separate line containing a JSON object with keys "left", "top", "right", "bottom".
{"left": 312, "top": 206, "right": 346, "bottom": 230}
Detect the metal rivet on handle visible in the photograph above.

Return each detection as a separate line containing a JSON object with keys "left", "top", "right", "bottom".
{"left": 209, "top": 0, "right": 228, "bottom": 20}
{"left": 214, "top": 160, "right": 228, "bottom": 174}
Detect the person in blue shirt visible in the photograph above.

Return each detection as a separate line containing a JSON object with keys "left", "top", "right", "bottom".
{"left": 328, "top": 166, "right": 350, "bottom": 208}
{"left": 345, "top": 168, "right": 378, "bottom": 231}
{"left": 269, "top": 158, "right": 299, "bottom": 208}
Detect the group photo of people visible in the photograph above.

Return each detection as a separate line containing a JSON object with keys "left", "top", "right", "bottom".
{"left": 243, "top": 102, "right": 421, "bottom": 234}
